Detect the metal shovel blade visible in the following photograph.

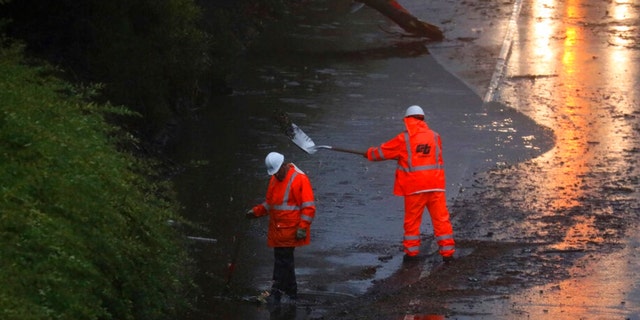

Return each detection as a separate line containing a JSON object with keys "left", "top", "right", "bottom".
{"left": 291, "top": 123, "right": 319, "bottom": 154}
{"left": 289, "top": 123, "right": 366, "bottom": 156}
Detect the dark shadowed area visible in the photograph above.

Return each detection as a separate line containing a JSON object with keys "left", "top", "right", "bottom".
{"left": 170, "top": 0, "right": 640, "bottom": 319}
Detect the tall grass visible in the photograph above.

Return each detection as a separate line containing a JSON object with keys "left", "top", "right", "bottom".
{"left": 0, "top": 43, "right": 190, "bottom": 320}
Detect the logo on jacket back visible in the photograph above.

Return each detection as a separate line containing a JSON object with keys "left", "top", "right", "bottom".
{"left": 416, "top": 144, "right": 431, "bottom": 155}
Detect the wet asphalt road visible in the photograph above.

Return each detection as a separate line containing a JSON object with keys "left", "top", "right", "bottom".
{"left": 343, "top": 0, "right": 640, "bottom": 319}
{"left": 172, "top": 0, "right": 640, "bottom": 319}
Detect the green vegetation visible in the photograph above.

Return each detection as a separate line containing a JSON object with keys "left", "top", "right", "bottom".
{"left": 0, "top": 42, "right": 190, "bottom": 320}
{"left": 0, "top": 0, "right": 295, "bottom": 318}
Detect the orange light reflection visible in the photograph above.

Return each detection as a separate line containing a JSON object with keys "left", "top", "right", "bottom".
{"left": 507, "top": 0, "right": 638, "bottom": 316}
{"left": 532, "top": 0, "right": 586, "bottom": 212}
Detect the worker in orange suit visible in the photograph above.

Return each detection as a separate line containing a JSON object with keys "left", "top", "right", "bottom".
{"left": 246, "top": 152, "right": 316, "bottom": 303}
{"left": 364, "top": 105, "right": 455, "bottom": 262}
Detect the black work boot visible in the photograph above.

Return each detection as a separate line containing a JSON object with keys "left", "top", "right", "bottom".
{"left": 268, "top": 289, "right": 282, "bottom": 305}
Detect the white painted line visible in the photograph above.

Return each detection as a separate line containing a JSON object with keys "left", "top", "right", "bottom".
{"left": 483, "top": 0, "right": 525, "bottom": 103}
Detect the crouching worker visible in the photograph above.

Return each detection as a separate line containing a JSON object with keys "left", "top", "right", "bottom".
{"left": 246, "top": 152, "right": 316, "bottom": 303}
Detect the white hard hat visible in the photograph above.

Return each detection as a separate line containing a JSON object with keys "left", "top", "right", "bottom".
{"left": 404, "top": 105, "right": 425, "bottom": 117}
{"left": 265, "top": 152, "right": 285, "bottom": 175}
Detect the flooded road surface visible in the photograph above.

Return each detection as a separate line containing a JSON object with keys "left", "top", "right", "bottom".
{"left": 171, "top": 0, "right": 639, "bottom": 319}
{"left": 451, "top": 0, "right": 640, "bottom": 318}
{"left": 330, "top": 0, "right": 640, "bottom": 319}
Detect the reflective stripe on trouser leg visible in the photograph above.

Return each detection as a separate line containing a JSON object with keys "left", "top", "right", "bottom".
{"left": 425, "top": 191, "right": 455, "bottom": 257}
{"left": 403, "top": 193, "right": 427, "bottom": 256}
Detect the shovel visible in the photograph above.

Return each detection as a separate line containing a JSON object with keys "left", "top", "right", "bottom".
{"left": 290, "top": 123, "right": 366, "bottom": 156}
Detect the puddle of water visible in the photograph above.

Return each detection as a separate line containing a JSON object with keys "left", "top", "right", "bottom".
{"left": 172, "top": 1, "right": 557, "bottom": 319}
{"left": 440, "top": 0, "right": 640, "bottom": 318}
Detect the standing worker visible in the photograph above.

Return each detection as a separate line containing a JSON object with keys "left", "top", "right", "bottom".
{"left": 246, "top": 152, "right": 316, "bottom": 303}
{"left": 365, "top": 105, "right": 455, "bottom": 262}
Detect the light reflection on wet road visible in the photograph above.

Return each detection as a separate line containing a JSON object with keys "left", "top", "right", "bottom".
{"left": 479, "top": 0, "right": 640, "bottom": 318}
{"left": 172, "top": 0, "right": 640, "bottom": 318}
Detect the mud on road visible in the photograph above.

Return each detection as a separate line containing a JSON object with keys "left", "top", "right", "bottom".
{"left": 321, "top": 0, "right": 640, "bottom": 318}
{"left": 179, "top": 0, "right": 640, "bottom": 320}
{"left": 327, "top": 154, "right": 639, "bottom": 318}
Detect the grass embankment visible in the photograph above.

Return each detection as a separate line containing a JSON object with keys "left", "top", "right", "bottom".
{"left": 0, "top": 44, "right": 190, "bottom": 320}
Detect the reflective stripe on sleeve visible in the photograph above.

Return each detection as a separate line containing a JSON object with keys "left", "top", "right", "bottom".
{"left": 273, "top": 204, "right": 300, "bottom": 210}
{"left": 301, "top": 201, "right": 315, "bottom": 208}
{"left": 369, "top": 148, "right": 386, "bottom": 160}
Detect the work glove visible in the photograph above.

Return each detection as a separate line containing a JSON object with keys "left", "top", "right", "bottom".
{"left": 245, "top": 209, "right": 255, "bottom": 219}
{"left": 295, "top": 228, "right": 307, "bottom": 240}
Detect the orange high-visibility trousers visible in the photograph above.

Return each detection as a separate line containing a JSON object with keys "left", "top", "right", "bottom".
{"left": 403, "top": 192, "right": 455, "bottom": 257}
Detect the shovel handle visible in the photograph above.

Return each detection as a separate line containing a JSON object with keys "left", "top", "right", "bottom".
{"left": 324, "top": 146, "right": 367, "bottom": 156}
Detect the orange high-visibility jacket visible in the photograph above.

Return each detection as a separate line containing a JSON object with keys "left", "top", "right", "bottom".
{"left": 366, "top": 117, "right": 446, "bottom": 196}
{"left": 251, "top": 163, "right": 316, "bottom": 247}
